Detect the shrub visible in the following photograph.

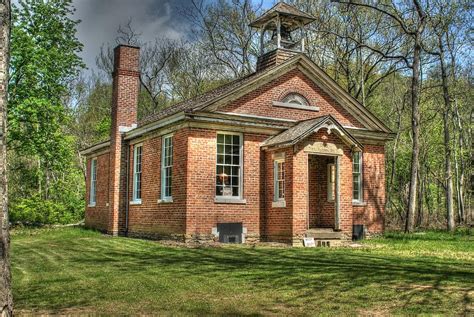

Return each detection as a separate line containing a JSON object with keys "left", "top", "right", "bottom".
{"left": 10, "top": 196, "right": 84, "bottom": 225}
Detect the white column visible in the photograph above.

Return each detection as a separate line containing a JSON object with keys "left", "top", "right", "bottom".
{"left": 276, "top": 15, "right": 281, "bottom": 48}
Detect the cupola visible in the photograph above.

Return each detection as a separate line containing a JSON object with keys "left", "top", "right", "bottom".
{"left": 250, "top": 1, "right": 315, "bottom": 72}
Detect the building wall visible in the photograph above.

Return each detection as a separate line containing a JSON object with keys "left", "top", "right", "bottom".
{"left": 353, "top": 144, "right": 386, "bottom": 234}
{"left": 263, "top": 148, "right": 293, "bottom": 243}
{"left": 308, "top": 155, "right": 335, "bottom": 228}
{"left": 291, "top": 130, "right": 354, "bottom": 238}
{"left": 85, "top": 152, "right": 110, "bottom": 232}
{"left": 185, "top": 128, "right": 268, "bottom": 242}
{"left": 126, "top": 129, "right": 188, "bottom": 239}
{"left": 84, "top": 129, "right": 386, "bottom": 242}
{"left": 219, "top": 68, "right": 365, "bottom": 129}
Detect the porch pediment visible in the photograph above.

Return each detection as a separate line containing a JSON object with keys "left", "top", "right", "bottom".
{"left": 261, "top": 115, "right": 362, "bottom": 151}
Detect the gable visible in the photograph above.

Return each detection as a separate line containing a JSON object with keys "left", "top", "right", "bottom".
{"left": 217, "top": 68, "right": 365, "bottom": 129}
{"left": 198, "top": 54, "right": 391, "bottom": 133}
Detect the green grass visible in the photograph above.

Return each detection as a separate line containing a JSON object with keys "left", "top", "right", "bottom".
{"left": 12, "top": 227, "right": 473, "bottom": 315}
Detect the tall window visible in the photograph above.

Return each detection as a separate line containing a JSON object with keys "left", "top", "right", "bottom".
{"left": 132, "top": 144, "right": 143, "bottom": 202}
{"left": 89, "top": 158, "right": 97, "bottom": 206}
{"left": 353, "top": 151, "right": 362, "bottom": 202}
{"left": 161, "top": 135, "right": 173, "bottom": 200}
{"left": 274, "top": 159, "right": 285, "bottom": 201}
{"left": 327, "top": 163, "right": 335, "bottom": 201}
{"left": 216, "top": 132, "right": 242, "bottom": 198}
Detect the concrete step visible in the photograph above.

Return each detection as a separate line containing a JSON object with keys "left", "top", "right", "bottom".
{"left": 305, "top": 228, "right": 342, "bottom": 240}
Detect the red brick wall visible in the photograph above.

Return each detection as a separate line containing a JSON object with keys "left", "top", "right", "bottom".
{"left": 127, "top": 129, "right": 188, "bottom": 238}
{"left": 219, "top": 68, "right": 364, "bottom": 128}
{"left": 108, "top": 45, "right": 140, "bottom": 235}
{"left": 308, "top": 155, "right": 335, "bottom": 228}
{"left": 85, "top": 152, "right": 110, "bottom": 232}
{"left": 263, "top": 149, "right": 293, "bottom": 243}
{"left": 353, "top": 144, "right": 385, "bottom": 234}
{"left": 185, "top": 128, "right": 267, "bottom": 241}
{"left": 290, "top": 130, "right": 354, "bottom": 237}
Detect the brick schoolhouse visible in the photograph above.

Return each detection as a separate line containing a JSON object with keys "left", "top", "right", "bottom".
{"left": 80, "top": 3, "right": 394, "bottom": 246}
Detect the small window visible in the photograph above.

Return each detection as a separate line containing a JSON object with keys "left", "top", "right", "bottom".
{"left": 161, "top": 135, "right": 173, "bottom": 200}
{"left": 216, "top": 132, "right": 242, "bottom": 198}
{"left": 89, "top": 158, "right": 97, "bottom": 206}
{"left": 327, "top": 163, "right": 335, "bottom": 202}
{"left": 132, "top": 144, "right": 143, "bottom": 202}
{"left": 274, "top": 160, "right": 285, "bottom": 201}
{"left": 282, "top": 93, "right": 309, "bottom": 106}
{"left": 353, "top": 151, "right": 362, "bottom": 202}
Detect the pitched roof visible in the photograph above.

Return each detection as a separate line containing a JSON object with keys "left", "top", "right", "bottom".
{"left": 262, "top": 115, "right": 363, "bottom": 149}
{"left": 139, "top": 52, "right": 391, "bottom": 132}
{"left": 139, "top": 66, "right": 274, "bottom": 127}
{"left": 249, "top": 2, "right": 316, "bottom": 28}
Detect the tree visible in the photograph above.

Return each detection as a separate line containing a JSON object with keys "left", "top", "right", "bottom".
{"left": 332, "top": 0, "right": 429, "bottom": 233}
{"left": 8, "top": 0, "right": 85, "bottom": 224}
{"left": 181, "top": 0, "right": 261, "bottom": 77}
{"left": 0, "top": 0, "right": 12, "bottom": 314}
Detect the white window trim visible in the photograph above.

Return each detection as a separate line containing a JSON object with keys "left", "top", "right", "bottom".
{"left": 327, "top": 163, "right": 335, "bottom": 202}
{"left": 272, "top": 101, "right": 320, "bottom": 112}
{"left": 132, "top": 143, "right": 143, "bottom": 204}
{"left": 88, "top": 158, "right": 97, "bottom": 207}
{"left": 352, "top": 151, "right": 363, "bottom": 203}
{"left": 160, "top": 134, "right": 173, "bottom": 202}
{"left": 215, "top": 131, "right": 244, "bottom": 201}
{"left": 273, "top": 158, "right": 286, "bottom": 207}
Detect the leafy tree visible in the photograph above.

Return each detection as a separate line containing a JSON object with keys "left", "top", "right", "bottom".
{"left": 8, "top": 0, "right": 85, "bottom": 224}
{"left": 0, "top": 0, "right": 12, "bottom": 314}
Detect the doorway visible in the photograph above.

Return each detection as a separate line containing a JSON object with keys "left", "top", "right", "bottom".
{"left": 308, "top": 154, "right": 338, "bottom": 229}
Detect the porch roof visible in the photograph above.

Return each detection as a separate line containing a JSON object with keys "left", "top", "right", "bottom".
{"left": 261, "top": 115, "right": 363, "bottom": 150}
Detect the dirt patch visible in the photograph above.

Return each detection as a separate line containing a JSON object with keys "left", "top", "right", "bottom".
{"left": 15, "top": 307, "right": 95, "bottom": 316}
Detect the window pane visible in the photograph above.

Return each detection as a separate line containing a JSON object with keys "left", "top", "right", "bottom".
{"left": 352, "top": 152, "right": 362, "bottom": 201}
{"left": 217, "top": 134, "right": 224, "bottom": 143}
{"left": 232, "top": 145, "right": 240, "bottom": 155}
{"left": 216, "top": 133, "right": 241, "bottom": 197}
{"left": 161, "top": 136, "right": 173, "bottom": 199}
{"left": 233, "top": 135, "right": 240, "bottom": 145}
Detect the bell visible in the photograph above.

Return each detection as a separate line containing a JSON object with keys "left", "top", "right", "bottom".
{"left": 271, "top": 25, "right": 295, "bottom": 48}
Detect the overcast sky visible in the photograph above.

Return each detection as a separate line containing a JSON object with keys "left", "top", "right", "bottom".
{"left": 68, "top": 0, "right": 275, "bottom": 74}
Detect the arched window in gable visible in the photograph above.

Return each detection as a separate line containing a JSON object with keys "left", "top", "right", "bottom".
{"left": 282, "top": 93, "right": 309, "bottom": 106}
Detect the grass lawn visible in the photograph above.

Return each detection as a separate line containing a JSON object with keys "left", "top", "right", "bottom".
{"left": 12, "top": 227, "right": 473, "bottom": 315}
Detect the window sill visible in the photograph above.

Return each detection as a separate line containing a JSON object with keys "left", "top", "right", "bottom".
{"left": 158, "top": 198, "right": 173, "bottom": 204}
{"left": 214, "top": 197, "right": 247, "bottom": 204}
{"left": 87, "top": 204, "right": 96, "bottom": 208}
{"left": 272, "top": 101, "right": 320, "bottom": 112}
{"left": 272, "top": 200, "right": 286, "bottom": 208}
{"left": 352, "top": 201, "right": 367, "bottom": 206}
{"left": 130, "top": 200, "right": 142, "bottom": 205}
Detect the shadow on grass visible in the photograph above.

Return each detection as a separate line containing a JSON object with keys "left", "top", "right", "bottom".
{"left": 12, "top": 227, "right": 474, "bottom": 315}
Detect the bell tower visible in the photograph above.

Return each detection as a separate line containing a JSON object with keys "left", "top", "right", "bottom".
{"left": 250, "top": 2, "right": 315, "bottom": 72}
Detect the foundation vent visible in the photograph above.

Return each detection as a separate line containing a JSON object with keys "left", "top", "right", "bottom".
{"left": 217, "top": 223, "right": 243, "bottom": 244}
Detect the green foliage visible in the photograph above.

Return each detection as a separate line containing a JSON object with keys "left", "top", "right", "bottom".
{"left": 8, "top": 0, "right": 85, "bottom": 224}
{"left": 10, "top": 195, "right": 83, "bottom": 225}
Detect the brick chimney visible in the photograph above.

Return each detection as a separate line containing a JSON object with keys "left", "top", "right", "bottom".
{"left": 108, "top": 45, "right": 140, "bottom": 235}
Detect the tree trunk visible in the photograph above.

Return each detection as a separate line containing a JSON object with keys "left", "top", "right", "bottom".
{"left": 439, "top": 35, "right": 455, "bottom": 231}
{"left": 0, "top": 0, "right": 12, "bottom": 315}
{"left": 405, "top": 37, "right": 422, "bottom": 233}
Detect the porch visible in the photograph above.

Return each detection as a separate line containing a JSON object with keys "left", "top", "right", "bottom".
{"left": 262, "top": 115, "right": 362, "bottom": 245}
